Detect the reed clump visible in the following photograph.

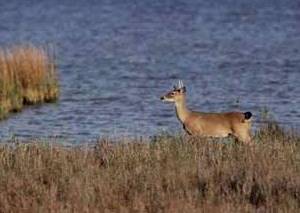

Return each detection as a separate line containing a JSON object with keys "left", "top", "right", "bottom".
{"left": 0, "top": 45, "right": 59, "bottom": 119}
{"left": 0, "top": 125, "right": 299, "bottom": 212}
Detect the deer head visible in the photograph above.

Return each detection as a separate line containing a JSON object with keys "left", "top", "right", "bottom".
{"left": 160, "top": 80, "right": 186, "bottom": 103}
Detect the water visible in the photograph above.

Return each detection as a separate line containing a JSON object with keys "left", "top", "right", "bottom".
{"left": 0, "top": 0, "right": 299, "bottom": 142}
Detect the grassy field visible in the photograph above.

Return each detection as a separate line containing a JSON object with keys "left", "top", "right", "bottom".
{"left": 0, "top": 123, "right": 299, "bottom": 212}
{"left": 0, "top": 45, "right": 59, "bottom": 119}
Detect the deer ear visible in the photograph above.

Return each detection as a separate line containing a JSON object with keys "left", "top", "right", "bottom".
{"left": 181, "top": 86, "right": 186, "bottom": 93}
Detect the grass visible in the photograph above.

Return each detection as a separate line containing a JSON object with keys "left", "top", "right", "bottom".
{"left": 0, "top": 123, "right": 299, "bottom": 212}
{"left": 0, "top": 45, "right": 59, "bottom": 119}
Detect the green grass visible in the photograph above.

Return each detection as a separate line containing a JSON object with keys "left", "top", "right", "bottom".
{"left": 0, "top": 123, "right": 299, "bottom": 212}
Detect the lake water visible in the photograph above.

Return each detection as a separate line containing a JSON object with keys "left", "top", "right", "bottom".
{"left": 0, "top": 0, "right": 299, "bottom": 142}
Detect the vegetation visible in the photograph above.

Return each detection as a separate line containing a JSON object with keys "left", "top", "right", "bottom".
{"left": 0, "top": 45, "right": 59, "bottom": 119}
{"left": 0, "top": 123, "right": 299, "bottom": 212}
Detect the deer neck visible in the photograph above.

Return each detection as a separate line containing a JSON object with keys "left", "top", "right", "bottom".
{"left": 174, "top": 97, "right": 190, "bottom": 124}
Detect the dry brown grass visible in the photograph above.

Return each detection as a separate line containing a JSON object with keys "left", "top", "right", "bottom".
{"left": 0, "top": 45, "right": 59, "bottom": 119}
{"left": 0, "top": 123, "right": 299, "bottom": 212}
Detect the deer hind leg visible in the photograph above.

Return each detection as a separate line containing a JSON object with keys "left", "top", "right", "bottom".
{"left": 231, "top": 125, "right": 252, "bottom": 144}
{"left": 233, "top": 130, "right": 252, "bottom": 144}
{"left": 231, "top": 122, "right": 252, "bottom": 144}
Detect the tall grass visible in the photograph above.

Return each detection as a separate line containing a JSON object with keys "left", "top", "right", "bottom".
{"left": 0, "top": 124, "right": 299, "bottom": 212}
{"left": 0, "top": 45, "right": 59, "bottom": 119}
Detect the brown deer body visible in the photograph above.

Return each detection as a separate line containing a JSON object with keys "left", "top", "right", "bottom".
{"left": 160, "top": 81, "right": 252, "bottom": 143}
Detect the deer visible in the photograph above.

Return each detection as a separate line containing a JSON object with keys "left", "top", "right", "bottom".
{"left": 160, "top": 80, "right": 253, "bottom": 144}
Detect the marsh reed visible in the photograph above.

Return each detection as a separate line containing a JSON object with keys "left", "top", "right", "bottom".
{"left": 0, "top": 124, "right": 299, "bottom": 212}
{"left": 0, "top": 45, "right": 59, "bottom": 119}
